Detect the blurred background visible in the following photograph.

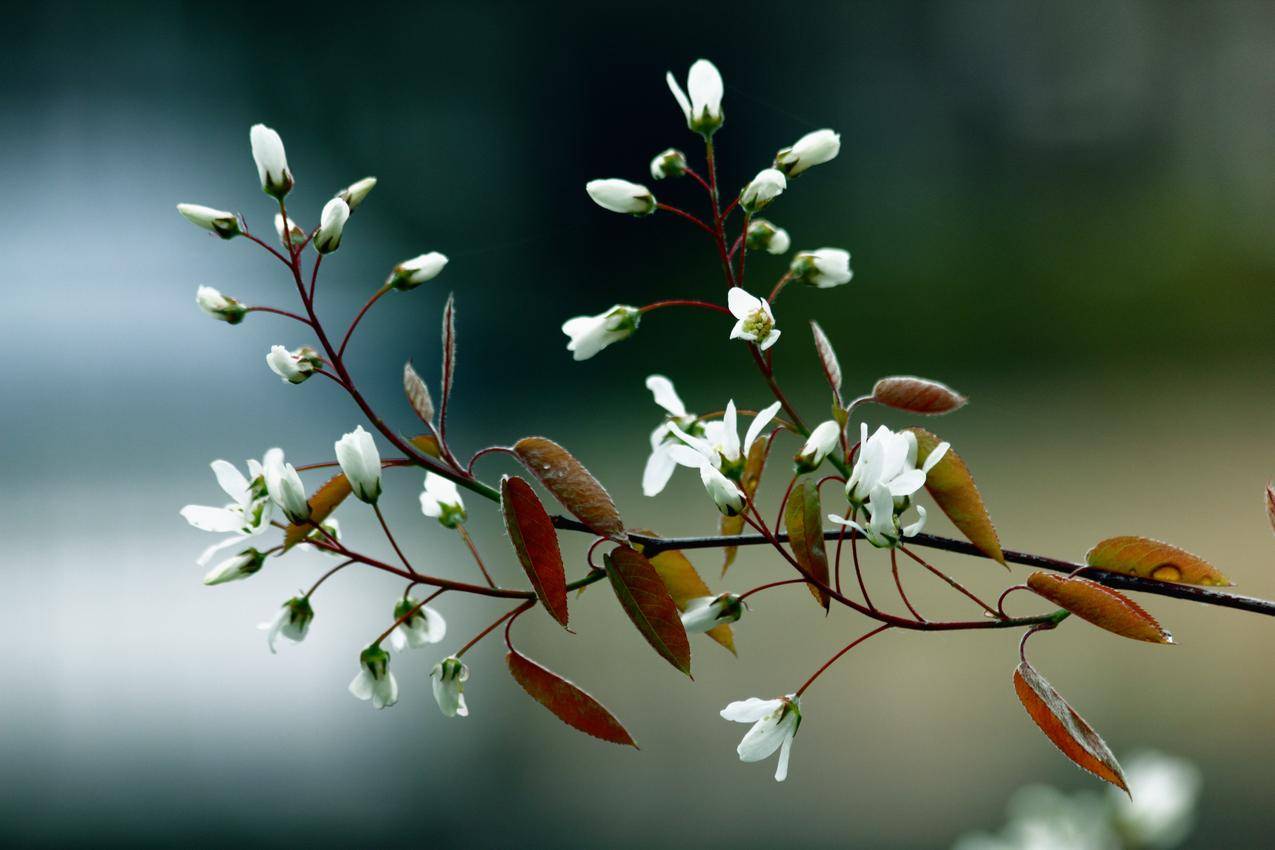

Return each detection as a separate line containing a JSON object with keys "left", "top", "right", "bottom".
{"left": 2, "top": 0, "right": 1273, "bottom": 846}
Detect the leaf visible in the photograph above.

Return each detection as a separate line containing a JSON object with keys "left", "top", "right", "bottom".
{"left": 722, "top": 438, "right": 768, "bottom": 575}
{"left": 604, "top": 545, "right": 691, "bottom": 676}
{"left": 909, "top": 428, "right": 1006, "bottom": 567}
{"left": 513, "top": 437, "right": 625, "bottom": 540}
{"left": 409, "top": 433, "right": 442, "bottom": 458}
{"left": 872, "top": 376, "right": 967, "bottom": 416}
{"left": 784, "top": 480, "right": 831, "bottom": 610}
{"left": 283, "top": 473, "right": 352, "bottom": 549}
{"left": 403, "top": 360, "right": 435, "bottom": 424}
{"left": 1265, "top": 483, "right": 1275, "bottom": 535}
{"left": 809, "top": 321, "right": 843, "bottom": 404}
{"left": 506, "top": 650, "right": 637, "bottom": 747}
{"left": 501, "top": 476, "right": 569, "bottom": 628}
{"left": 1013, "top": 660, "right": 1128, "bottom": 794}
{"left": 440, "top": 293, "right": 456, "bottom": 419}
{"left": 1026, "top": 572, "right": 1172, "bottom": 644}
{"left": 645, "top": 544, "right": 736, "bottom": 655}
{"left": 1085, "top": 536, "right": 1231, "bottom": 587}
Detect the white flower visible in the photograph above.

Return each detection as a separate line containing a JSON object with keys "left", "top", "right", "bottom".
{"left": 250, "top": 123, "right": 293, "bottom": 198}
{"left": 195, "top": 285, "right": 246, "bottom": 324}
{"left": 795, "top": 420, "right": 841, "bottom": 473}
{"left": 845, "top": 424, "right": 948, "bottom": 506}
{"left": 828, "top": 482, "right": 928, "bottom": 549}
{"left": 681, "top": 593, "right": 743, "bottom": 633}
{"left": 337, "top": 176, "right": 377, "bottom": 212}
{"left": 419, "top": 472, "right": 467, "bottom": 528}
{"left": 202, "top": 547, "right": 266, "bottom": 586}
{"left": 790, "top": 247, "right": 852, "bottom": 288}
{"left": 312, "top": 197, "right": 349, "bottom": 254}
{"left": 774, "top": 129, "right": 841, "bottom": 177}
{"left": 746, "top": 218, "right": 790, "bottom": 255}
{"left": 739, "top": 168, "right": 786, "bottom": 214}
{"left": 177, "top": 203, "right": 241, "bottom": 239}
{"left": 430, "top": 656, "right": 469, "bottom": 718}
{"left": 388, "top": 252, "right": 448, "bottom": 290}
{"left": 727, "top": 287, "right": 780, "bottom": 350}
{"left": 181, "top": 453, "right": 275, "bottom": 548}
{"left": 388, "top": 597, "right": 447, "bottom": 651}
{"left": 700, "top": 464, "right": 746, "bottom": 515}
{"left": 273, "top": 213, "right": 306, "bottom": 247}
{"left": 585, "top": 179, "right": 656, "bottom": 216}
{"left": 666, "top": 58, "right": 724, "bottom": 136}
{"left": 649, "top": 148, "right": 687, "bottom": 180}
{"left": 335, "top": 425, "right": 382, "bottom": 503}
{"left": 667, "top": 399, "right": 781, "bottom": 477}
{"left": 263, "top": 449, "right": 310, "bottom": 524}
{"left": 257, "top": 596, "right": 313, "bottom": 654}
{"left": 721, "top": 695, "right": 801, "bottom": 781}
{"left": 642, "top": 375, "right": 699, "bottom": 497}
{"left": 265, "top": 344, "right": 321, "bottom": 385}
{"left": 348, "top": 645, "right": 398, "bottom": 709}
{"left": 561, "top": 305, "right": 641, "bottom": 361}
{"left": 1111, "top": 751, "right": 1202, "bottom": 848}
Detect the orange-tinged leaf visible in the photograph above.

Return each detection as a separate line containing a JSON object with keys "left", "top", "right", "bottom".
{"left": 646, "top": 545, "right": 736, "bottom": 655}
{"left": 501, "top": 476, "right": 569, "bottom": 629}
{"left": 872, "top": 376, "right": 967, "bottom": 415}
{"left": 909, "top": 428, "right": 1006, "bottom": 567}
{"left": 604, "top": 545, "right": 691, "bottom": 676}
{"left": 784, "top": 480, "right": 831, "bottom": 610}
{"left": 810, "top": 321, "right": 843, "bottom": 403}
{"left": 283, "top": 473, "right": 352, "bottom": 549}
{"left": 1026, "top": 572, "right": 1172, "bottom": 644}
{"left": 1013, "top": 660, "right": 1128, "bottom": 794}
{"left": 403, "top": 360, "right": 434, "bottom": 424}
{"left": 722, "top": 438, "right": 767, "bottom": 575}
{"left": 1085, "top": 536, "right": 1232, "bottom": 587}
{"left": 506, "top": 650, "right": 637, "bottom": 747}
{"left": 409, "top": 433, "right": 442, "bottom": 458}
{"left": 513, "top": 437, "right": 625, "bottom": 540}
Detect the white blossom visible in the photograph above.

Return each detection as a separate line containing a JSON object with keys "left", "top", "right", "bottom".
{"left": 258, "top": 596, "right": 313, "bottom": 654}
{"left": 337, "top": 176, "right": 377, "bottom": 212}
{"left": 721, "top": 695, "right": 801, "bottom": 782}
{"left": 388, "top": 252, "right": 448, "bottom": 290}
{"left": 250, "top": 123, "right": 293, "bottom": 198}
{"left": 642, "top": 375, "right": 699, "bottom": 497}
{"left": 312, "top": 197, "right": 349, "bottom": 254}
{"left": 727, "top": 287, "right": 780, "bottom": 350}
{"left": 746, "top": 218, "right": 790, "bottom": 255}
{"left": 388, "top": 597, "right": 447, "bottom": 651}
{"left": 774, "top": 129, "right": 841, "bottom": 177}
{"left": 790, "top": 247, "right": 852, "bottom": 288}
{"left": 666, "top": 58, "right": 724, "bottom": 136}
{"left": 177, "top": 203, "right": 240, "bottom": 239}
{"left": 335, "top": 425, "right": 382, "bottom": 503}
{"left": 585, "top": 179, "right": 656, "bottom": 216}
{"left": 348, "top": 645, "right": 398, "bottom": 709}
{"left": 649, "top": 148, "right": 687, "bottom": 180}
{"left": 202, "top": 548, "right": 266, "bottom": 586}
{"left": 181, "top": 452, "right": 276, "bottom": 566}
{"left": 1111, "top": 751, "right": 1202, "bottom": 848}
{"left": 263, "top": 449, "right": 310, "bottom": 524}
{"left": 795, "top": 420, "right": 841, "bottom": 472}
{"left": 829, "top": 482, "right": 929, "bottom": 548}
{"left": 430, "top": 656, "right": 469, "bottom": 718}
{"left": 681, "top": 593, "right": 743, "bottom": 633}
{"left": 265, "top": 344, "right": 321, "bottom": 385}
{"left": 561, "top": 305, "right": 641, "bottom": 361}
{"left": 739, "top": 168, "right": 786, "bottom": 214}
{"left": 845, "top": 423, "right": 948, "bottom": 506}
{"left": 419, "top": 472, "right": 466, "bottom": 528}
{"left": 195, "top": 285, "right": 246, "bottom": 324}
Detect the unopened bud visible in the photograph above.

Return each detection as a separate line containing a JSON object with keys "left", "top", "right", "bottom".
{"left": 586, "top": 179, "right": 657, "bottom": 217}
{"left": 388, "top": 252, "right": 448, "bottom": 291}
{"left": 794, "top": 420, "right": 840, "bottom": 473}
{"left": 313, "top": 198, "right": 350, "bottom": 254}
{"left": 649, "top": 148, "right": 688, "bottom": 180}
{"left": 177, "top": 204, "right": 241, "bottom": 239}
{"left": 746, "top": 219, "right": 790, "bottom": 255}
{"left": 266, "top": 344, "right": 322, "bottom": 385}
{"left": 337, "top": 176, "right": 377, "bottom": 212}
{"left": 195, "top": 285, "right": 246, "bottom": 324}
{"left": 739, "top": 168, "right": 786, "bottom": 214}
{"left": 250, "top": 123, "right": 293, "bottom": 199}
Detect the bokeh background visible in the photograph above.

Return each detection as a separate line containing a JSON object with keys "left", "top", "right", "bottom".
{"left": 3, "top": 1, "right": 1274, "bottom": 847}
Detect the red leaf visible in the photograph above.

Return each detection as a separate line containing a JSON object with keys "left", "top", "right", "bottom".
{"left": 872, "top": 376, "right": 967, "bottom": 415}
{"left": 784, "top": 480, "right": 831, "bottom": 610}
{"left": 604, "top": 545, "right": 691, "bottom": 676}
{"left": 1266, "top": 482, "right": 1275, "bottom": 535}
{"left": 1026, "top": 572, "right": 1172, "bottom": 644}
{"left": 501, "top": 476, "right": 569, "bottom": 628}
{"left": 506, "top": 650, "right": 637, "bottom": 747}
{"left": 810, "top": 321, "right": 843, "bottom": 404}
{"left": 513, "top": 437, "right": 625, "bottom": 540}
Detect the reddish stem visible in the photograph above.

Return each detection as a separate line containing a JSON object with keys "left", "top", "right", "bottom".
{"left": 794, "top": 625, "right": 892, "bottom": 697}
{"left": 891, "top": 548, "right": 925, "bottom": 622}
{"left": 640, "top": 298, "right": 732, "bottom": 316}
{"left": 656, "top": 203, "right": 715, "bottom": 235}
{"left": 338, "top": 285, "right": 390, "bottom": 359}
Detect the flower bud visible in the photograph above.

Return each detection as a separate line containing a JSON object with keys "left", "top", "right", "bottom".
{"left": 335, "top": 425, "right": 382, "bottom": 503}
{"left": 250, "top": 123, "right": 293, "bottom": 199}
{"left": 420, "top": 472, "right": 467, "bottom": 528}
{"left": 794, "top": 420, "right": 840, "bottom": 473}
{"left": 177, "top": 204, "right": 241, "bottom": 239}
{"left": 666, "top": 59, "right": 724, "bottom": 137}
{"left": 774, "top": 129, "right": 841, "bottom": 177}
{"left": 387, "top": 252, "right": 448, "bottom": 291}
{"left": 274, "top": 213, "right": 306, "bottom": 247}
{"left": 389, "top": 596, "right": 447, "bottom": 651}
{"left": 681, "top": 593, "right": 744, "bottom": 633}
{"left": 349, "top": 645, "right": 399, "bottom": 710}
{"left": 746, "top": 219, "right": 790, "bottom": 255}
{"left": 701, "top": 464, "right": 745, "bottom": 516}
{"left": 739, "top": 168, "right": 786, "bottom": 214}
{"left": 195, "top": 285, "right": 247, "bottom": 324}
{"left": 266, "top": 344, "right": 322, "bottom": 385}
{"left": 312, "top": 198, "right": 350, "bottom": 254}
{"left": 790, "top": 248, "right": 853, "bottom": 289}
{"left": 203, "top": 547, "right": 266, "bottom": 586}
{"left": 561, "top": 305, "right": 641, "bottom": 361}
{"left": 585, "top": 179, "right": 657, "bottom": 217}
{"left": 337, "top": 176, "right": 377, "bottom": 212}
{"left": 649, "top": 148, "right": 688, "bottom": 180}
{"left": 430, "top": 656, "right": 470, "bottom": 718}
{"left": 258, "top": 596, "right": 313, "bottom": 653}
{"left": 264, "top": 450, "right": 311, "bottom": 524}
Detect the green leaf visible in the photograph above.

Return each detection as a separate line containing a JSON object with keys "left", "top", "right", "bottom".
{"left": 909, "top": 427, "right": 1006, "bottom": 567}
{"left": 501, "top": 475, "right": 569, "bottom": 628}
{"left": 604, "top": 545, "right": 691, "bottom": 676}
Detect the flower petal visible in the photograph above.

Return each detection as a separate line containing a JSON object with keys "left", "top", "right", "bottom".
{"left": 720, "top": 697, "right": 782, "bottom": 723}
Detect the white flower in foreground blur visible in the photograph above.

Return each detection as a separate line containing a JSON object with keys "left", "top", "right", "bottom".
{"left": 794, "top": 420, "right": 841, "bottom": 473}
{"left": 649, "top": 148, "right": 687, "bottom": 180}
{"left": 681, "top": 593, "right": 743, "bottom": 633}
{"left": 263, "top": 449, "right": 310, "bottom": 524}
{"left": 829, "top": 482, "right": 928, "bottom": 549}
{"left": 845, "top": 423, "right": 948, "bottom": 506}
{"left": 202, "top": 547, "right": 266, "bottom": 586}
{"left": 265, "top": 344, "right": 322, "bottom": 385}
{"left": 420, "top": 471, "right": 467, "bottom": 528}
{"left": 774, "top": 129, "right": 841, "bottom": 177}
{"left": 561, "top": 305, "right": 641, "bottom": 361}
{"left": 585, "top": 179, "right": 657, "bottom": 216}
{"left": 431, "top": 656, "right": 469, "bottom": 718}
{"left": 312, "top": 197, "right": 350, "bottom": 254}
{"left": 666, "top": 58, "right": 724, "bottom": 136}
{"left": 721, "top": 695, "right": 801, "bottom": 782}
{"left": 195, "top": 285, "right": 247, "bottom": 324}
{"left": 666, "top": 398, "right": 781, "bottom": 479}
{"left": 349, "top": 645, "right": 398, "bottom": 709}
{"left": 388, "top": 597, "right": 447, "bottom": 651}
{"left": 739, "top": 168, "right": 786, "bottom": 214}
{"left": 258, "top": 596, "right": 314, "bottom": 653}
{"left": 790, "top": 248, "right": 852, "bottom": 288}
{"left": 273, "top": 213, "right": 306, "bottom": 247}
{"left": 746, "top": 219, "right": 790, "bottom": 255}
{"left": 335, "top": 425, "right": 382, "bottom": 503}
{"left": 727, "top": 287, "right": 780, "bottom": 350}
{"left": 388, "top": 252, "right": 448, "bottom": 291}
{"left": 250, "top": 123, "right": 293, "bottom": 199}
{"left": 337, "top": 176, "right": 377, "bottom": 212}
{"left": 642, "top": 375, "right": 700, "bottom": 497}
{"left": 176, "top": 203, "right": 241, "bottom": 239}
{"left": 1111, "top": 751, "right": 1202, "bottom": 848}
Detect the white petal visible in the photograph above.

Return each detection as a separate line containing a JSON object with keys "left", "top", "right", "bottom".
{"left": 348, "top": 669, "right": 374, "bottom": 700}
{"left": 887, "top": 469, "right": 926, "bottom": 498}
{"left": 642, "top": 447, "right": 679, "bottom": 497}
{"left": 902, "top": 505, "right": 928, "bottom": 538}
{"left": 665, "top": 71, "right": 691, "bottom": 120}
{"left": 666, "top": 444, "right": 710, "bottom": 469}
{"left": 759, "top": 328, "right": 781, "bottom": 351}
{"left": 726, "top": 287, "right": 758, "bottom": 319}
{"left": 211, "top": 460, "right": 250, "bottom": 504}
{"left": 737, "top": 716, "right": 788, "bottom": 762}
{"left": 646, "top": 375, "right": 687, "bottom": 418}
{"left": 743, "top": 401, "right": 783, "bottom": 454}
{"left": 720, "top": 401, "right": 740, "bottom": 460}
{"left": 921, "top": 441, "right": 951, "bottom": 473}
{"left": 195, "top": 534, "right": 246, "bottom": 566}
{"left": 774, "top": 731, "right": 794, "bottom": 782}
{"left": 721, "top": 697, "right": 782, "bottom": 723}
{"left": 388, "top": 628, "right": 407, "bottom": 653}
{"left": 180, "top": 505, "right": 246, "bottom": 533}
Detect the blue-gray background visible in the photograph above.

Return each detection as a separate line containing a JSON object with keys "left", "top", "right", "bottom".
{"left": 2, "top": 1, "right": 1273, "bottom": 847}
